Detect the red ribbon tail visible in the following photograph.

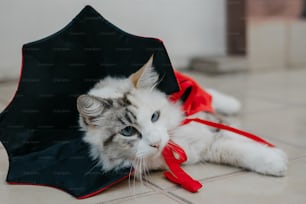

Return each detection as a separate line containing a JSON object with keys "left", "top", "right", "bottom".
{"left": 162, "top": 143, "right": 203, "bottom": 193}
{"left": 163, "top": 169, "right": 202, "bottom": 193}
{"left": 163, "top": 171, "right": 180, "bottom": 185}
{"left": 183, "top": 118, "right": 275, "bottom": 147}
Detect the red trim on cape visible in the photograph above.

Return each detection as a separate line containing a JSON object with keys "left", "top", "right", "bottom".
{"left": 77, "top": 171, "right": 134, "bottom": 199}
{"left": 7, "top": 171, "right": 134, "bottom": 199}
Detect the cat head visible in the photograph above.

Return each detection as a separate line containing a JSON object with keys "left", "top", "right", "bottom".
{"left": 77, "top": 56, "right": 183, "bottom": 172}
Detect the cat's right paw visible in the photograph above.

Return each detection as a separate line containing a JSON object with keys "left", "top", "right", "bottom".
{"left": 253, "top": 148, "right": 288, "bottom": 177}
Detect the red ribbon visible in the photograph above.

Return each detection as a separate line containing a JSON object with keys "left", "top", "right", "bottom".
{"left": 183, "top": 118, "right": 275, "bottom": 147}
{"left": 162, "top": 117, "right": 275, "bottom": 193}
{"left": 162, "top": 141, "right": 202, "bottom": 193}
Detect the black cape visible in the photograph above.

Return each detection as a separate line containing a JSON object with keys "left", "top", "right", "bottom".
{"left": 0, "top": 5, "right": 179, "bottom": 199}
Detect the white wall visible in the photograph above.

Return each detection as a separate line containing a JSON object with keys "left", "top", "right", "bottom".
{"left": 0, "top": 0, "right": 225, "bottom": 80}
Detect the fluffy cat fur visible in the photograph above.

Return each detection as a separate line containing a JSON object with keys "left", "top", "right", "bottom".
{"left": 77, "top": 56, "right": 288, "bottom": 178}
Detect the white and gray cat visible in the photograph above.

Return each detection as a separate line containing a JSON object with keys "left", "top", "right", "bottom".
{"left": 77, "top": 56, "right": 287, "bottom": 178}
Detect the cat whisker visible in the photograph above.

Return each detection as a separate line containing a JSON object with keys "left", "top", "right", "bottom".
{"left": 85, "top": 159, "right": 100, "bottom": 175}
{"left": 130, "top": 157, "right": 149, "bottom": 189}
{"left": 138, "top": 159, "right": 143, "bottom": 186}
{"left": 129, "top": 157, "right": 140, "bottom": 195}
{"left": 142, "top": 159, "right": 151, "bottom": 181}
{"left": 135, "top": 151, "right": 148, "bottom": 158}
{"left": 128, "top": 159, "right": 135, "bottom": 193}
{"left": 136, "top": 157, "right": 152, "bottom": 187}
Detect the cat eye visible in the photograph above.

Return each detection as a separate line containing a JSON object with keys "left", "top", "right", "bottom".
{"left": 120, "top": 126, "right": 138, "bottom": 137}
{"left": 151, "top": 111, "right": 160, "bottom": 122}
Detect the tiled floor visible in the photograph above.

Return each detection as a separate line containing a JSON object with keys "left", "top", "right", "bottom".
{"left": 1, "top": 68, "right": 306, "bottom": 204}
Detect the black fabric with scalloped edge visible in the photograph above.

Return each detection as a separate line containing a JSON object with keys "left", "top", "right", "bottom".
{"left": 0, "top": 5, "right": 179, "bottom": 198}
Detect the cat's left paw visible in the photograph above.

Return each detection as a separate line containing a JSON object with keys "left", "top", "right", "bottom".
{"left": 255, "top": 148, "right": 288, "bottom": 177}
{"left": 208, "top": 89, "right": 241, "bottom": 115}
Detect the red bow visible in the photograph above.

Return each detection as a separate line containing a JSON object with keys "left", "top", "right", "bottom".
{"left": 162, "top": 118, "right": 275, "bottom": 193}
{"left": 162, "top": 141, "right": 202, "bottom": 193}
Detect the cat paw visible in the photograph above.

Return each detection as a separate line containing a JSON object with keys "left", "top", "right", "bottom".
{"left": 208, "top": 89, "right": 241, "bottom": 115}
{"left": 253, "top": 148, "right": 288, "bottom": 177}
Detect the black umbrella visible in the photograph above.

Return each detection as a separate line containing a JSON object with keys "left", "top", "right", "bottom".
{"left": 0, "top": 5, "right": 179, "bottom": 199}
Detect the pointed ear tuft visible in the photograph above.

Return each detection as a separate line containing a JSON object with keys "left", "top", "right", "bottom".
{"left": 77, "top": 94, "right": 104, "bottom": 126}
{"left": 129, "top": 55, "right": 159, "bottom": 89}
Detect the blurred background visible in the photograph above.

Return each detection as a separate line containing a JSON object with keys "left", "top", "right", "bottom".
{"left": 0, "top": 0, "right": 306, "bottom": 80}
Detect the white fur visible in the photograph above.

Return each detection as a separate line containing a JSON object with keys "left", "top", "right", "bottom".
{"left": 145, "top": 114, "right": 288, "bottom": 177}
{"left": 89, "top": 77, "right": 133, "bottom": 99}
{"left": 207, "top": 88, "right": 241, "bottom": 115}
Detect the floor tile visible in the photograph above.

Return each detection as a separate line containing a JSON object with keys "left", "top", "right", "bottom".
{"left": 184, "top": 71, "right": 247, "bottom": 98}
{"left": 0, "top": 143, "right": 8, "bottom": 180}
{"left": 267, "top": 138, "right": 306, "bottom": 160}
{"left": 109, "top": 193, "right": 181, "bottom": 204}
{"left": 242, "top": 69, "right": 306, "bottom": 106}
{"left": 0, "top": 80, "right": 18, "bottom": 105}
{"left": 0, "top": 101, "right": 5, "bottom": 114}
{"left": 170, "top": 157, "right": 306, "bottom": 204}
{"left": 0, "top": 81, "right": 18, "bottom": 105}
{"left": 0, "top": 184, "right": 74, "bottom": 204}
{"left": 0, "top": 178, "right": 153, "bottom": 204}
{"left": 239, "top": 96, "right": 287, "bottom": 114}
{"left": 241, "top": 107, "right": 306, "bottom": 148}
{"left": 73, "top": 180, "right": 153, "bottom": 204}
{"left": 247, "top": 84, "right": 306, "bottom": 106}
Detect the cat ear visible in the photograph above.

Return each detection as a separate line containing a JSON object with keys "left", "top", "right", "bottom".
{"left": 130, "top": 55, "right": 159, "bottom": 89}
{"left": 77, "top": 94, "right": 104, "bottom": 126}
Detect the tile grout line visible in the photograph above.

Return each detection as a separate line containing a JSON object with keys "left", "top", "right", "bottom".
{"left": 100, "top": 178, "right": 192, "bottom": 204}
{"left": 234, "top": 120, "right": 306, "bottom": 150}
{"left": 99, "top": 180, "right": 160, "bottom": 204}
{"left": 265, "top": 136, "right": 306, "bottom": 150}
{"left": 257, "top": 96, "right": 306, "bottom": 108}
{"left": 143, "top": 170, "right": 246, "bottom": 204}
{"left": 199, "top": 170, "right": 244, "bottom": 183}
{"left": 143, "top": 179, "right": 194, "bottom": 204}
{"left": 240, "top": 100, "right": 289, "bottom": 115}
{"left": 100, "top": 191, "right": 157, "bottom": 204}
{"left": 289, "top": 154, "right": 306, "bottom": 162}
{"left": 166, "top": 192, "right": 195, "bottom": 204}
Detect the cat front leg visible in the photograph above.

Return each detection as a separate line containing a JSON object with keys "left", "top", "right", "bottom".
{"left": 203, "top": 131, "right": 288, "bottom": 176}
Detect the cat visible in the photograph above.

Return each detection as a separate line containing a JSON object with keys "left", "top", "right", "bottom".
{"left": 77, "top": 56, "right": 288, "bottom": 179}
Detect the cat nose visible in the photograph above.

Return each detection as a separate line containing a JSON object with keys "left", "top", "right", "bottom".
{"left": 149, "top": 141, "right": 161, "bottom": 149}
